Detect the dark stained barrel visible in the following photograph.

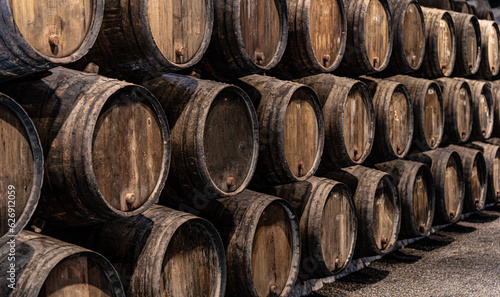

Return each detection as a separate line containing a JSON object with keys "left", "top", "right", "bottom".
{"left": 324, "top": 166, "right": 401, "bottom": 258}
{"left": 0, "top": 67, "right": 171, "bottom": 226}
{"left": 453, "top": 0, "right": 475, "bottom": 14}
{"left": 455, "top": 78, "right": 494, "bottom": 140}
{"left": 449, "top": 11, "right": 482, "bottom": 76}
{"left": 274, "top": 0, "right": 347, "bottom": 77}
{"left": 375, "top": 160, "right": 435, "bottom": 238}
{"left": 271, "top": 177, "right": 356, "bottom": 278}
{"left": 236, "top": 75, "right": 324, "bottom": 185}
{"left": 52, "top": 205, "right": 226, "bottom": 297}
{"left": 361, "top": 77, "right": 414, "bottom": 161}
{"left": 200, "top": 0, "right": 288, "bottom": 80}
{"left": 73, "top": 0, "right": 213, "bottom": 83}
{"left": 142, "top": 74, "right": 259, "bottom": 201}
{"left": 464, "top": 141, "right": 500, "bottom": 204}
{"left": 448, "top": 145, "right": 487, "bottom": 212}
{"left": 204, "top": 191, "right": 300, "bottom": 297}
{"left": 0, "top": 94, "right": 43, "bottom": 247}
{"left": 386, "top": 0, "right": 425, "bottom": 73}
{"left": 0, "top": 0, "right": 103, "bottom": 81}
{"left": 477, "top": 20, "right": 500, "bottom": 78}
{"left": 296, "top": 74, "right": 375, "bottom": 169}
{"left": 338, "top": 0, "right": 393, "bottom": 75}
{"left": 419, "top": 8, "right": 457, "bottom": 78}
{"left": 490, "top": 81, "right": 500, "bottom": 135}
{"left": 477, "top": 10, "right": 495, "bottom": 21}
{"left": 408, "top": 149, "right": 465, "bottom": 225}
{"left": 418, "top": 0, "right": 455, "bottom": 11}
{"left": 435, "top": 78, "right": 473, "bottom": 144}
{"left": 386, "top": 75, "right": 444, "bottom": 151}
{"left": 0, "top": 231, "right": 124, "bottom": 296}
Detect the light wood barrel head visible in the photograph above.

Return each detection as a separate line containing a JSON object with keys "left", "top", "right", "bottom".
{"left": 373, "top": 178, "right": 396, "bottom": 251}
{"left": 321, "top": 185, "right": 355, "bottom": 273}
{"left": 92, "top": 88, "right": 164, "bottom": 212}
{"left": 147, "top": 0, "right": 210, "bottom": 64}
{"left": 284, "top": 88, "right": 320, "bottom": 178}
{"left": 240, "top": 0, "right": 281, "bottom": 67}
{"left": 343, "top": 86, "right": 371, "bottom": 162}
{"left": 438, "top": 18, "right": 454, "bottom": 76}
{"left": 251, "top": 202, "right": 294, "bottom": 297}
{"left": 38, "top": 254, "right": 115, "bottom": 297}
{"left": 413, "top": 167, "right": 431, "bottom": 234}
{"left": 464, "top": 19, "right": 480, "bottom": 73}
{"left": 487, "top": 24, "right": 500, "bottom": 74}
{"left": 9, "top": 0, "right": 96, "bottom": 59}
{"left": 309, "top": 0, "right": 343, "bottom": 68}
{"left": 161, "top": 221, "right": 223, "bottom": 297}
{"left": 403, "top": 3, "right": 424, "bottom": 69}
{"left": 365, "top": 0, "right": 390, "bottom": 70}
{"left": 445, "top": 155, "right": 462, "bottom": 221}
{"left": 477, "top": 92, "right": 493, "bottom": 138}
{"left": 388, "top": 89, "right": 411, "bottom": 157}
{"left": 203, "top": 89, "right": 257, "bottom": 193}
{"left": 424, "top": 85, "right": 443, "bottom": 149}
{"left": 456, "top": 85, "right": 472, "bottom": 142}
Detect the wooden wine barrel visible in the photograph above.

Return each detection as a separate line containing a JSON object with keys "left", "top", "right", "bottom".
{"left": 0, "top": 231, "right": 124, "bottom": 296}
{"left": 274, "top": 0, "right": 347, "bottom": 77}
{"left": 449, "top": 11, "right": 482, "bottom": 76}
{"left": 477, "top": 10, "right": 495, "bottom": 21}
{"left": 419, "top": 8, "right": 457, "bottom": 78}
{"left": 447, "top": 145, "right": 487, "bottom": 212}
{"left": 375, "top": 160, "right": 435, "bottom": 238}
{"left": 453, "top": 0, "right": 475, "bottom": 14}
{"left": 296, "top": 74, "right": 375, "bottom": 169}
{"left": 73, "top": 0, "right": 213, "bottom": 83}
{"left": 204, "top": 191, "right": 300, "bottom": 297}
{"left": 0, "top": 0, "right": 103, "bottom": 81}
{"left": 489, "top": 81, "right": 500, "bottom": 135}
{"left": 0, "top": 94, "right": 43, "bottom": 247}
{"left": 200, "top": 0, "right": 288, "bottom": 80}
{"left": 324, "top": 166, "right": 401, "bottom": 257}
{"left": 386, "top": 0, "right": 425, "bottom": 73}
{"left": 236, "top": 75, "right": 324, "bottom": 185}
{"left": 142, "top": 75, "right": 259, "bottom": 202}
{"left": 386, "top": 75, "right": 444, "bottom": 151}
{"left": 52, "top": 205, "right": 226, "bottom": 297}
{"left": 463, "top": 141, "right": 500, "bottom": 204}
{"left": 455, "top": 78, "right": 494, "bottom": 140}
{"left": 361, "top": 77, "right": 414, "bottom": 161}
{"left": 338, "top": 0, "right": 393, "bottom": 75}
{"left": 408, "top": 149, "right": 465, "bottom": 224}
{"left": 270, "top": 177, "right": 356, "bottom": 278}
{"left": 417, "top": 0, "right": 455, "bottom": 11}
{"left": 435, "top": 78, "right": 473, "bottom": 144}
{"left": 0, "top": 67, "right": 171, "bottom": 226}
{"left": 477, "top": 20, "right": 500, "bottom": 78}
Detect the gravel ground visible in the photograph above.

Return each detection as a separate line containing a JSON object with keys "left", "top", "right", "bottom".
{"left": 308, "top": 204, "right": 500, "bottom": 297}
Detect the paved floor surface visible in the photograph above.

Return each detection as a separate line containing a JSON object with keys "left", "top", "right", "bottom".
{"left": 308, "top": 204, "right": 500, "bottom": 297}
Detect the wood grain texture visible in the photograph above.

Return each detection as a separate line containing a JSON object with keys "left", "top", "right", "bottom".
{"left": 0, "top": 231, "right": 124, "bottom": 297}
{"left": 408, "top": 149, "right": 465, "bottom": 225}
{"left": 0, "top": 67, "right": 170, "bottom": 226}
{"left": 375, "top": 160, "right": 435, "bottom": 238}
{"left": 449, "top": 11, "right": 482, "bottom": 76}
{"left": 477, "top": 20, "right": 500, "bottom": 78}
{"left": 0, "top": 0, "right": 102, "bottom": 81}
{"left": 236, "top": 75, "right": 324, "bottom": 185}
{"left": 142, "top": 74, "right": 259, "bottom": 202}
{"left": 489, "top": 81, "right": 500, "bottom": 136}
{"left": 296, "top": 74, "right": 375, "bottom": 169}
{"left": 418, "top": 0, "right": 455, "bottom": 11}
{"left": 419, "top": 8, "right": 457, "bottom": 78}
{"left": 464, "top": 141, "right": 500, "bottom": 203}
{"left": 0, "top": 94, "right": 43, "bottom": 247}
{"left": 386, "top": 75, "right": 444, "bottom": 151}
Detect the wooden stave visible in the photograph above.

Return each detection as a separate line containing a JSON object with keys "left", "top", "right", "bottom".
{"left": 296, "top": 74, "right": 375, "bottom": 169}
{"left": 0, "top": 0, "right": 104, "bottom": 81}
{"left": 476, "top": 20, "right": 500, "bottom": 78}
{"left": 417, "top": 0, "right": 455, "bottom": 11}
{"left": 0, "top": 94, "right": 43, "bottom": 247}
{"left": 489, "top": 81, "right": 500, "bottom": 136}
{"left": 236, "top": 75, "right": 325, "bottom": 185}
{"left": 463, "top": 141, "right": 500, "bottom": 203}
{"left": 0, "top": 231, "right": 125, "bottom": 296}
{"left": 142, "top": 74, "right": 259, "bottom": 201}
{"left": 386, "top": 75, "right": 444, "bottom": 151}
{"left": 448, "top": 145, "right": 487, "bottom": 212}
{"left": 0, "top": 67, "right": 171, "bottom": 226}
{"left": 375, "top": 159, "right": 435, "bottom": 238}
{"left": 449, "top": 11, "right": 482, "bottom": 76}
{"left": 435, "top": 78, "right": 473, "bottom": 144}
{"left": 408, "top": 149, "right": 465, "bottom": 225}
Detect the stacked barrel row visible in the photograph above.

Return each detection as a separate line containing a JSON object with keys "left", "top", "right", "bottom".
{"left": 1, "top": 0, "right": 500, "bottom": 297}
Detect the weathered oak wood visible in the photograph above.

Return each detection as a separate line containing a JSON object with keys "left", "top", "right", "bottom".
{"left": 464, "top": 141, "right": 500, "bottom": 204}
{"left": 417, "top": 0, "right": 455, "bottom": 11}
{"left": 449, "top": 11, "right": 482, "bottom": 76}
{"left": 476, "top": 20, "right": 500, "bottom": 78}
